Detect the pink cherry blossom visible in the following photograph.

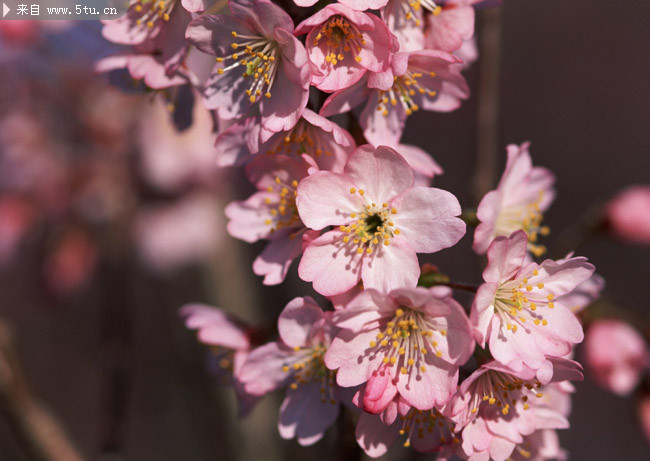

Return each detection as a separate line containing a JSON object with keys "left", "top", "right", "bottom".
{"left": 238, "top": 297, "right": 344, "bottom": 446}
{"left": 296, "top": 145, "right": 465, "bottom": 295}
{"left": 355, "top": 394, "right": 459, "bottom": 458}
{"left": 473, "top": 142, "right": 556, "bottom": 256}
{"left": 294, "top": 3, "right": 396, "bottom": 92}
{"left": 186, "top": 0, "right": 310, "bottom": 135}
{"left": 321, "top": 51, "right": 469, "bottom": 147}
{"left": 606, "top": 185, "right": 650, "bottom": 245}
{"left": 584, "top": 319, "right": 650, "bottom": 396}
{"left": 214, "top": 109, "right": 354, "bottom": 171}
{"left": 225, "top": 155, "right": 320, "bottom": 285}
{"left": 325, "top": 286, "right": 474, "bottom": 411}
{"left": 451, "top": 360, "right": 580, "bottom": 461}
{"left": 471, "top": 230, "right": 594, "bottom": 371}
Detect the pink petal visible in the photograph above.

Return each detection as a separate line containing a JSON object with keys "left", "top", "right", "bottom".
{"left": 391, "top": 186, "right": 465, "bottom": 253}
{"left": 298, "top": 230, "right": 363, "bottom": 296}
{"left": 238, "top": 342, "right": 296, "bottom": 396}
{"left": 361, "top": 238, "right": 420, "bottom": 293}
{"left": 345, "top": 145, "right": 415, "bottom": 204}
{"left": 296, "top": 172, "right": 360, "bottom": 230}
{"left": 278, "top": 297, "right": 324, "bottom": 349}
{"left": 278, "top": 382, "right": 340, "bottom": 446}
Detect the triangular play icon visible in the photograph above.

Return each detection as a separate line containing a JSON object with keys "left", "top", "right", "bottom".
{"left": 2, "top": 3, "right": 10, "bottom": 18}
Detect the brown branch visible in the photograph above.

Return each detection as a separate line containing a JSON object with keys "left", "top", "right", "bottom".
{"left": 472, "top": 6, "right": 503, "bottom": 206}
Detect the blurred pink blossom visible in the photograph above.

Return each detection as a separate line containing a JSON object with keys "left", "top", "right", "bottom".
{"left": 606, "top": 185, "right": 650, "bottom": 245}
{"left": 42, "top": 229, "right": 98, "bottom": 295}
{"left": 584, "top": 319, "right": 650, "bottom": 396}
{"left": 135, "top": 193, "right": 223, "bottom": 272}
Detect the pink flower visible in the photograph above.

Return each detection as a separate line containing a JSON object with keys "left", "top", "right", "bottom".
{"left": 325, "top": 286, "right": 475, "bottom": 412}
{"left": 294, "top": 3, "right": 396, "bottom": 92}
{"left": 471, "top": 230, "right": 594, "bottom": 371}
{"left": 606, "top": 185, "right": 650, "bottom": 245}
{"left": 584, "top": 319, "right": 650, "bottom": 396}
{"left": 186, "top": 0, "right": 310, "bottom": 136}
{"left": 296, "top": 145, "right": 465, "bottom": 295}
{"left": 355, "top": 394, "right": 459, "bottom": 458}
{"left": 180, "top": 304, "right": 258, "bottom": 415}
{"left": 473, "top": 142, "right": 556, "bottom": 256}
{"left": 214, "top": 109, "right": 354, "bottom": 171}
{"left": 451, "top": 359, "right": 581, "bottom": 461}
{"left": 424, "top": 1, "right": 478, "bottom": 53}
{"left": 225, "top": 155, "right": 320, "bottom": 285}
{"left": 321, "top": 50, "right": 469, "bottom": 147}
{"left": 237, "top": 297, "right": 343, "bottom": 446}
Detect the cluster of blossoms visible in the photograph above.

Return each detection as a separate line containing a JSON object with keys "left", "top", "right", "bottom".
{"left": 1, "top": 0, "right": 650, "bottom": 457}
{"left": 93, "top": 0, "right": 650, "bottom": 458}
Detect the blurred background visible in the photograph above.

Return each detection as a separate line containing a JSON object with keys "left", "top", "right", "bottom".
{"left": 0, "top": 0, "right": 649, "bottom": 460}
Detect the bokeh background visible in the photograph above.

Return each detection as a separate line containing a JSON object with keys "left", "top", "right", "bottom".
{"left": 0, "top": 0, "right": 649, "bottom": 460}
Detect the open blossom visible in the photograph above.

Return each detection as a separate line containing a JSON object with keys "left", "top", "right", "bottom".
{"left": 238, "top": 297, "right": 343, "bottom": 446}
{"left": 214, "top": 109, "right": 354, "bottom": 170}
{"left": 225, "top": 155, "right": 320, "bottom": 285}
{"left": 584, "top": 319, "right": 650, "bottom": 396}
{"left": 606, "top": 185, "right": 650, "bottom": 245}
{"left": 294, "top": 3, "right": 395, "bottom": 92}
{"left": 321, "top": 50, "right": 469, "bottom": 146}
{"left": 473, "top": 142, "right": 555, "bottom": 256}
{"left": 296, "top": 145, "right": 465, "bottom": 295}
{"left": 186, "top": 0, "right": 310, "bottom": 135}
{"left": 471, "top": 230, "right": 594, "bottom": 371}
{"left": 356, "top": 394, "right": 459, "bottom": 458}
{"left": 325, "top": 286, "right": 474, "bottom": 412}
{"left": 451, "top": 359, "right": 582, "bottom": 461}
